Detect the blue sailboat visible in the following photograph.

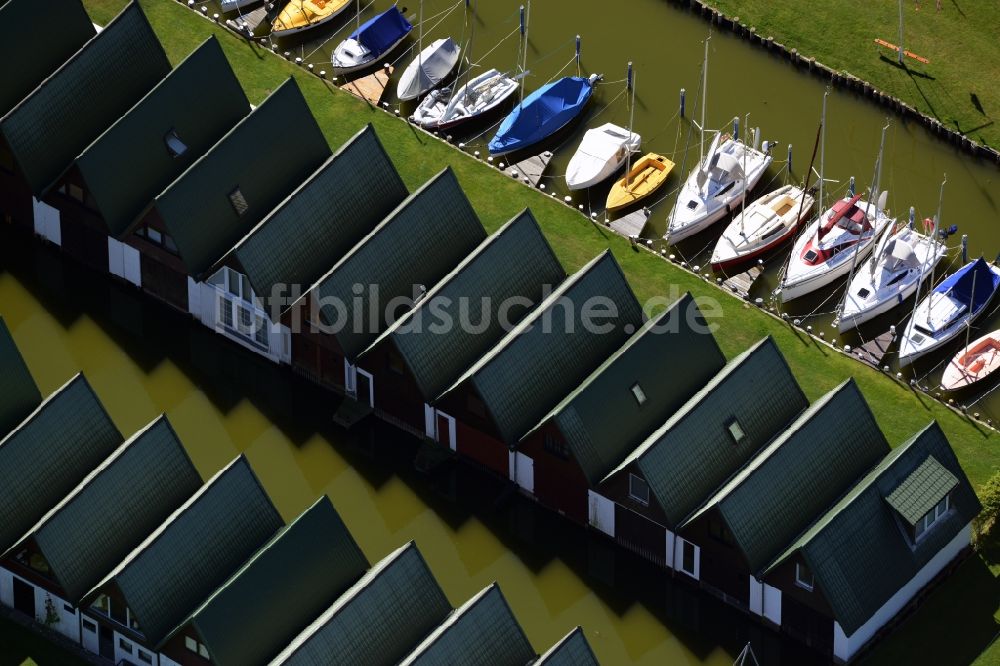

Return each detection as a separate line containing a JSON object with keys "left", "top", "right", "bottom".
{"left": 331, "top": 5, "right": 413, "bottom": 76}
{"left": 488, "top": 73, "right": 601, "bottom": 155}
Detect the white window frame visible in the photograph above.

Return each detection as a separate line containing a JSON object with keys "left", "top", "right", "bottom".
{"left": 209, "top": 267, "right": 271, "bottom": 352}
{"left": 678, "top": 538, "right": 699, "bottom": 579}
{"left": 630, "top": 382, "right": 647, "bottom": 406}
{"left": 914, "top": 494, "right": 950, "bottom": 541}
{"left": 795, "top": 562, "right": 814, "bottom": 591}
{"left": 628, "top": 473, "right": 649, "bottom": 505}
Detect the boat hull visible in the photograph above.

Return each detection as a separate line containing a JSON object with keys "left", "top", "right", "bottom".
{"left": 941, "top": 331, "right": 1000, "bottom": 391}
{"left": 606, "top": 153, "right": 673, "bottom": 212}
{"left": 488, "top": 75, "right": 599, "bottom": 155}
{"left": 396, "top": 38, "right": 461, "bottom": 101}
{"left": 271, "top": 0, "right": 351, "bottom": 39}
{"left": 710, "top": 185, "right": 812, "bottom": 272}
{"left": 331, "top": 32, "right": 411, "bottom": 76}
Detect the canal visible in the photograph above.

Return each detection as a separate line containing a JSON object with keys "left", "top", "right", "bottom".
{"left": 238, "top": 0, "right": 1000, "bottom": 413}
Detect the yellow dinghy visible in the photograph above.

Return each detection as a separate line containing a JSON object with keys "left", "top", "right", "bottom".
{"left": 272, "top": 0, "right": 351, "bottom": 39}
{"left": 605, "top": 153, "right": 674, "bottom": 212}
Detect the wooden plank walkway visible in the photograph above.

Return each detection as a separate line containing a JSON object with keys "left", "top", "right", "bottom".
{"left": 855, "top": 330, "right": 896, "bottom": 367}
{"left": 225, "top": 6, "right": 268, "bottom": 35}
{"left": 609, "top": 208, "right": 650, "bottom": 238}
{"left": 506, "top": 151, "right": 553, "bottom": 187}
{"left": 339, "top": 66, "right": 394, "bottom": 105}
{"left": 722, "top": 266, "right": 763, "bottom": 299}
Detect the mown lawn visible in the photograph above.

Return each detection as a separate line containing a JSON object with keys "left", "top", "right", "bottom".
{"left": 704, "top": 0, "right": 1000, "bottom": 151}
{"left": 80, "top": 0, "right": 1000, "bottom": 662}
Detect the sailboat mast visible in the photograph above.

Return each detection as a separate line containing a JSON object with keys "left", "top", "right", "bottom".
{"left": 844, "top": 122, "right": 889, "bottom": 298}
{"left": 626, "top": 62, "right": 635, "bottom": 186}
{"left": 519, "top": 2, "right": 529, "bottom": 108}
{"left": 700, "top": 36, "right": 709, "bottom": 165}
{"left": 417, "top": 0, "right": 423, "bottom": 79}
{"left": 818, "top": 90, "right": 827, "bottom": 216}
{"left": 924, "top": 175, "right": 947, "bottom": 323}
{"left": 356, "top": 0, "right": 361, "bottom": 30}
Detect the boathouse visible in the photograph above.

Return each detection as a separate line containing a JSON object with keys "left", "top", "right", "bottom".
{"left": 761, "top": 422, "right": 980, "bottom": 663}
{"left": 593, "top": 337, "right": 807, "bottom": 569}
{"left": 158, "top": 496, "right": 369, "bottom": 666}
{"left": 70, "top": 37, "right": 249, "bottom": 278}
{"left": 0, "top": 317, "right": 41, "bottom": 434}
{"left": 516, "top": 293, "right": 726, "bottom": 523}
{"left": 680, "top": 380, "right": 889, "bottom": 643}
{"left": 1, "top": 416, "right": 200, "bottom": 648}
{"left": 212, "top": 124, "right": 408, "bottom": 372}
{"left": 124, "top": 78, "right": 330, "bottom": 314}
{"left": 294, "top": 168, "right": 486, "bottom": 398}
{"left": 0, "top": 3, "right": 169, "bottom": 258}
{"left": 435, "top": 250, "right": 644, "bottom": 479}
{"left": 0, "top": 0, "right": 94, "bottom": 228}
{"left": 79, "top": 455, "right": 283, "bottom": 665}
{"left": 398, "top": 583, "right": 536, "bottom": 665}
{"left": 273, "top": 541, "right": 453, "bottom": 665}
{"left": 357, "top": 209, "right": 564, "bottom": 441}
{"left": 0, "top": 375, "right": 121, "bottom": 635}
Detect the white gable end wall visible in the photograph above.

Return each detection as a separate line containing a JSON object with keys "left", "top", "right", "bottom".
{"left": 832, "top": 521, "right": 972, "bottom": 663}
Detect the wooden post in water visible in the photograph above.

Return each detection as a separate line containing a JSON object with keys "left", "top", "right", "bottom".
{"left": 680, "top": 88, "right": 685, "bottom": 118}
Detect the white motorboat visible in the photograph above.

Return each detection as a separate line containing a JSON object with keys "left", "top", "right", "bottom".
{"left": 330, "top": 6, "right": 413, "bottom": 77}
{"left": 710, "top": 184, "right": 814, "bottom": 272}
{"left": 898, "top": 258, "right": 1000, "bottom": 366}
{"left": 836, "top": 224, "right": 946, "bottom": 331}
{"left": 411, "top": 68, "right": 518, "bottom": 129}
{"left": 778, "top": 192, "right": 894, "bottom": 302}
{"left": 565, "top": 123, "right": 641, "bottom": 190}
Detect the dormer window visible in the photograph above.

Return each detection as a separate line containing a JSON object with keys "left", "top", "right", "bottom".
{"left": 885, "top": 455, "right": 958, "bottom": 547}
{"left": 628, "top": 473, "right": 649, "bottom": 505}
{"left": 913, "top": 494, "right": 950, "bottom": 541}
{"left": 164, "top": 129, "right": 188, "bottom": 158}
{"left": 725, "top": 417, "right": 745, "bottom": 444}
{"left": 630, "top": 382, "right": 647, "bottom": 406}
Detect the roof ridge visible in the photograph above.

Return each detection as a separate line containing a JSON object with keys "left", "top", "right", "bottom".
{"left": 0, "top": 373, "right": 98, "bottom": 448}
{"left": 358, "top": 209, "right": 552, "bottom": 359}
{"left": 437, "top": 250, "right": 614, "bottom": 401}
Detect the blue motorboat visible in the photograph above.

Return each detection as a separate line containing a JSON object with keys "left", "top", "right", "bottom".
{"left": 331, "top": 5, "right": 413, "bottom": 76}
{"left": 488, "top": 73, "right": 601, "bottom": 155}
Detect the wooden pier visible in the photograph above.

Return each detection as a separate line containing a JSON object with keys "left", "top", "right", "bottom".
{"left": 339, "top": 66, "right": 394, "bottom": 105}
{"left": 854, "top": 330, "right": 896, "bottom": 367}
{"left": 609, "top": 208, "right": 650, "bottom": 238}
{"left": 506, "top": 151, "right": 553, "bottom": 187}
{"left": 722, "top": 266, "right": 763, "bottom": 299}
{"left": 225, "top": 6, "right": 268, "bottom": 36}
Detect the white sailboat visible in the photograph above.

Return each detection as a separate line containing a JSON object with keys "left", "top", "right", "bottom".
{"left": 778, "top": 122, "right": 894, "bottom": 302}
{"left": 565, "top": 123, "right": 641, "bottom": 190}
{"left": 710, "top": 184, "right": 814, "bottom": 272}
{"left": 665, "top": 37, "right": 772, "bottom": 244}
{"left": 397, "top": 38, "right": 461, "bottom": 101}
{"left": 836, "top": 180, "right": 947, "bottom": 331}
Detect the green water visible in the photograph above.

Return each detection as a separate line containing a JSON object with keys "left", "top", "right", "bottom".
{"left": 250, "top": 0, "right": 1000, "bottom": 412}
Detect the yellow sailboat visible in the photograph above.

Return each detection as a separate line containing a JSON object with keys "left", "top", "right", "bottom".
{"left": 271, "top": 0, "right": 351, "bottom": 39}
{"left": 605, "top": 152, "right": 674, "bottom": 212}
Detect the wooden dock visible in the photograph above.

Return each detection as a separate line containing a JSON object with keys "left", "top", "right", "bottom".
{"left": 507, "top": 152, "right": 553, "bottom": 187}
{"left": 225, "top": 6, "right": 268, "bottom": 36}
{"left": 339, "top": 66, "right": 394, "bottom": 105}
{"left": 609, "top": 208, "right": 650, "bottom": 238}
{"left": 723, "top": 266, "right": 763, "bottom": 299}
{"left": 855, "top": 330, "right": 896, "bottom": 367}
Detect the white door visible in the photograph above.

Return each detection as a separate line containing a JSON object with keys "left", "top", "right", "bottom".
{"left": 32, "top": 198, "right": 61, "bottom": 246}
{"left": 511, "top": 452, "right": 534, "bottom": 493}
{"left": 424, "top": 404, "right": 436, "bottom": 438}
{"left": 356, "top": 368, "right": 374, "bottom": 408}
{"left": 122, "top": 245, "right": 141, "bottom": 287}
{"left": 108, "top": 238, "right": 124, "bottom": 278}
{"left": 435, "top": 410, "right": 456, "bottom": 450}
{"left": 676, "top": 538, "right": 700, "bottom": 580}
{"left": 81, "top": 616, "right": 99, "bottom": 654}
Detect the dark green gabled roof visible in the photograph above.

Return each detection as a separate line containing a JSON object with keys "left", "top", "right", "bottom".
{"left": 76, "top": 37, "right": 250, "bottom": 237}
{"left": 273, "top": 541, "right": 451, "bottom": 666}
{"left": 305, "top": 168, "right": 486, "bottom": 361}
{"left": 175, "top": 496, "right": 368, "bottom": 665}
{"left": 399, "top": 583, "right": 536, "bottom": 666}
{"left": 360, "top": 209, "right": 564, "bottom": 399}
{"left": 885, "top": 455, "right": 959, "bottom": 526}
{"left": 0, "top": 374, "right": 121, "bottom": 553}
{"left": 521, "top": 293, "right": 725, "bottom": 485}
{"left": 0, "top": 316, "right": 41, "bottom": 435}
{"left": 84, "top": 456, "right": 283, "bottom": 646}
{"left": 0, "top": 0, "right": 94, "bottom": 117}
{"left": 604, "top": 337, "right": 807, "bottom": 529}
{"left": 441, "top": 251, "right": 644, "bottom": 445}
{"left": 684, "top": 379, "right": 890, "bottom": 574}
{"left": 152, "top": 78, "right": 330, "bottom": 277}
{"left": 227, "top": 125, "right": 408, "bottom": 319}
{"left": 3, "top": 416, "right": 200, "bottom": 603}
{"left": 0, "top": 2, "right": 170, "bottom": 195}
{"left": 765, "top": 422, "right": 980, "bottom": 635}
{"left": 536, "top": 626, "right": 600, "bottom": 665}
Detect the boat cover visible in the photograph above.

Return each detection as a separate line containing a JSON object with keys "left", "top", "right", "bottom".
{"left": 352, "top": 5, "right": 412, "bottom": 55}
{"left": 936, "top": 257, "right": 1000, "bottom": 312}
{"left": 488, "top": 76, "right": 595, "bottom": 154}
{"left": 885, "top": 238, "right": 920, "bottom": 270}
{"left": 398, "top": 38, "right": 460, "bottom": 100}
